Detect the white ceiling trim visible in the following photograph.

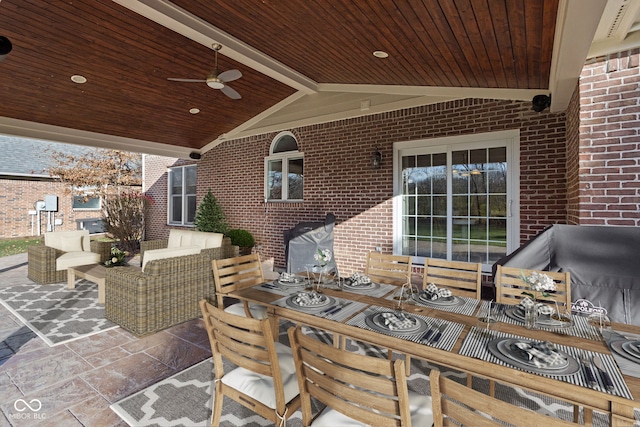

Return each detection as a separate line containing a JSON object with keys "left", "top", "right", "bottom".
{"left": 591, "top": 0, "right": 640, "bottom": 43}
{"left": 113, "top": 0, "right": 318, "bottom": 94}
{"left": 589, "top": 31, "right": 640, "bottom": 58}
{"left": 208, "top": 93, "right": 462, "bottom": 145}
{"left": 318, "top": 83, "right": 543, "bottom": 101}
{"left": 200, "top": 92, "right": 309, "bottom": 150}
{"left": 0, "top": 117, "right": 193, "bottom": 159}
{"left": 548, "top": 0, "right": 608, "bottom": 112}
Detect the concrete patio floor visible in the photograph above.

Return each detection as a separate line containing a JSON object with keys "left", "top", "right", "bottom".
{"left": 0, "top": 253, "right": 213, "bottom": 426}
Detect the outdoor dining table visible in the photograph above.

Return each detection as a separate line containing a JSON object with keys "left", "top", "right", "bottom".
{"left": 229, "top": 280, "right": 640, "bottom": 427}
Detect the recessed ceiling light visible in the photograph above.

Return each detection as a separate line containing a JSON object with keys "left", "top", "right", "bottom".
{"left": 71, "top": 75, "right": 87, "bottom": 84}
{"left": 373, "top": 50, "right": 389, "bottom": 58}
{"left": 189, "top": 108, "right": 200, "bottom": 114}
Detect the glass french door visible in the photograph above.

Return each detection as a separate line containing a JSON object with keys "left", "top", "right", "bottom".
{"left": 395, "top": 132, "right": 518, "bottom": 270}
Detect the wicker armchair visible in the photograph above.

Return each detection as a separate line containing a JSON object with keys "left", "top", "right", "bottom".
{"left": 27, "top": 234, "right": 112, "bottom": 285}
{"left": 105, "top": 244, "right": 239, "bottom": 336}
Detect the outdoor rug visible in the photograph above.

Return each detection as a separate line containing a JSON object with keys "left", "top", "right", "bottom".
{"left": 0, "top": 281, "right": 118, "bottom": 346}
{"left": 111, "top": 325, "right": 614, "bottom": 427}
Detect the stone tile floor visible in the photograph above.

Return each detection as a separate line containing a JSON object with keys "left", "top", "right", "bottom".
{"left": 0, "top": 253, "right": 213, "bottom": 426}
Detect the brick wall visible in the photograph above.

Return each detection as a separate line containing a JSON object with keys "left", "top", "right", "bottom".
{"left": 145, "top": 98, "right": 568, "bottom": 274}
{"left": 578, "top": 49, "right": 640, "bottom": 226}
{"left": 0, "top": 178, "right": 101, "bottom": 238}
{"left": 566, "top": 84, "right": 582, "bottom": 225}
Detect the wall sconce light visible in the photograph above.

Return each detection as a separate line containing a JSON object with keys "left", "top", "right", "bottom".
{"left": 532, "top": 94, "right": 551, "bottom": 112}
{"left": 371, "top": 148, "right": 382, "bottom": 169}
{"left": 0, "top": 36, "right": 12, "bottom": 62}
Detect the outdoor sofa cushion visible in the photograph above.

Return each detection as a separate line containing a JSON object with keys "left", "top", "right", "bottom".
{"left": 45, "top": 230, "right": 91, "bottom": 253}
{"left": 141, "top": 245, "right": 201, "bottom": 271}
{"left": 166, "top": 230, "right": 224, "bottom": 249}
{"left": 43, "top": 230, "right": 101, "bottom": 271}
{"left": 141, "top": 230, "right": 224, "bottom": 269}
{"left": 56, "top": 251, "right": 101, "bottom": 270}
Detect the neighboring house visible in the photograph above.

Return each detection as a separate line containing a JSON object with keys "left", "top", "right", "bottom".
{"left": 143, "top": 49, "right": 640, "bottom": 276}
{"left": 1, "top": 137, "right": 105, "bottom": 238}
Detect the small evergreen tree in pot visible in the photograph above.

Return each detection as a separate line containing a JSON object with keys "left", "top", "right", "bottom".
{"left": 227, "top": 229, "right": 255, "bottom": 255}
{"left": 194, "top": 190, "right": 229, "bottom": 234}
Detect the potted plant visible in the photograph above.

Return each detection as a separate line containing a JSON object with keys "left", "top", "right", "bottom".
{"left": 227, "top": 229, "right": 255, "bottom": 256}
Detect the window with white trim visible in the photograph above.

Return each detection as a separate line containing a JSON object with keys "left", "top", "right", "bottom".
{"left": 168, "top": 165, "right": 197, "bottom": 225}
{"left": 72, "top": 186, "right": 101, "bottom": 210}
{"left": 265, "top": 131, "right": 303, "bottom": 201}
{"left": 393, "top": 131, "right": 520, "bottom": 271}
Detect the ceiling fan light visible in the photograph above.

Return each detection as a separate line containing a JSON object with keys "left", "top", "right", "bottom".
{"left": 206, "top": 79, "right": 224, "bottom": 89}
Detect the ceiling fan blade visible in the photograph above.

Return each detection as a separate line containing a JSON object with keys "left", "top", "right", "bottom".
{"left": 218, "top": 69, "right": 242, "bottom": 83}
{"left": 220, "top": 84, "right": 241, "bottom": 100}
{"left": 167, "top": 78, "right": 206, "bottom": 83}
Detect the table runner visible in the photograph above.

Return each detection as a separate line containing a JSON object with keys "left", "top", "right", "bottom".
{"left": 271, "top": 295, "right": 367, "bottom": 322}
{"left": 340, "top": 282, "right": 397, "bottom": 298}
{"left": 388, "top": 294, "right": 479, "bottom": 316}
{"left": 479, "top": 301, "right": 602, "bottom": 341}
{"left": 346, "top": 305, "right": 464, "bottom": 352}
{"left": 257, "top": 282, "right": 300, "bottom": 296}
{"left": 459, "top": 327, "right": 632, "bottom": 399}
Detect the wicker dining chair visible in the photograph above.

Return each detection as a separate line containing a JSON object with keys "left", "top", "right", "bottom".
{"left": 430, "top": 370, "right": 579, "bottom": 426}
{"left": 199, "top": 300, "right": 301, "bottom": 426}
{"left": 288, "top": 325, "right": 433, "bottom": 427}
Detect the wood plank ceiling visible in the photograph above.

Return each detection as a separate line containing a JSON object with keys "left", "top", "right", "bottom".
{"left": 0, "top": 0, "right": 609, "bottom": 157}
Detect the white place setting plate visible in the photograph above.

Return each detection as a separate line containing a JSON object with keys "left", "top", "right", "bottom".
{"left": 285, "top": 293, "right": 336, "bottom": 310}
{"left": 275, "top": 276, "right": 308, "bottom": 287}
{"left": 343, "top": 281, "right": 379, "bottom": 291}
{"left": 364, "top": 311, "right": 428, "bottom": 334}
{"left": 505, "top": 306, "right": 573, "bottom": 329}
{"left": 610, "top": 340, "right": 640, "bottom": 364}
{"left": 414, "top": 292, "right": 463, "bottom": 307}
{"left": 488, "top": 338, "right": 580, "bottom": 376}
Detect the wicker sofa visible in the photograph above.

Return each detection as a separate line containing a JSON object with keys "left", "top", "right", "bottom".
{"left": 27, "top": 230, "right": 112, "bottom": 285}
{"left": 105, "top": 235, "right": 238, "bottom": 336}
{"left": 139, "top": 229, "right": 229, "bottom": 267}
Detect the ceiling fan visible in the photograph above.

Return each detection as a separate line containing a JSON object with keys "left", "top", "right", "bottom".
{"left": 167, "top": 43, "right": 242, "bottom": 99}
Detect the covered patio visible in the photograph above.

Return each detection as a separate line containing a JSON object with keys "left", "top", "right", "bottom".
{"left": 2, "top": 1, "right": 640, "bottom": 425}
{"left": 1, "top": 252, "right": 638, "bottom": 426}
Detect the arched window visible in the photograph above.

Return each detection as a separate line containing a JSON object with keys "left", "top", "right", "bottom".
{"left": 265, "top": 131, "right": 303, "bottom": 201}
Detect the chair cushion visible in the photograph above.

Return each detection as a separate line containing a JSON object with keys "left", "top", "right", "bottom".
{"left": 167, "top": 229, "right": 224, "bottom": 249}
{"left": 310, "top": 392, "right": 433, "bottom": 427}
{"left": 221, "top": 341, "right": 299, "bottom": 409}
{"left": 56, "top": 251, "right": 101, "bottom": 271}
{"left": 45, "top": 230, "right": 90, "bottom": 252}
{"left": 167, "top": 229, "right": 183, "bottom": 248}
{"left": 141, "top": 245, "right": 201, "bottom": 271}
{"left": 189, "top": 232, "right": 224, "bottom": 249}
{"left": 223, "top": 302, "right": 268, "bottom": 319}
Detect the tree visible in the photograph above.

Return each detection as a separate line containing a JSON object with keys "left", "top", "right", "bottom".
{"left": 101, "top": 192, "right": 152, "bottom": 255}
{"left": 47, "top": 149, "right": 141, "bottom": 198}
{"left": 194, "top": 190, "right": 228, "bottom": 234}
{"left": 47, "top": 148, "right": 147, "bottom": 255}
